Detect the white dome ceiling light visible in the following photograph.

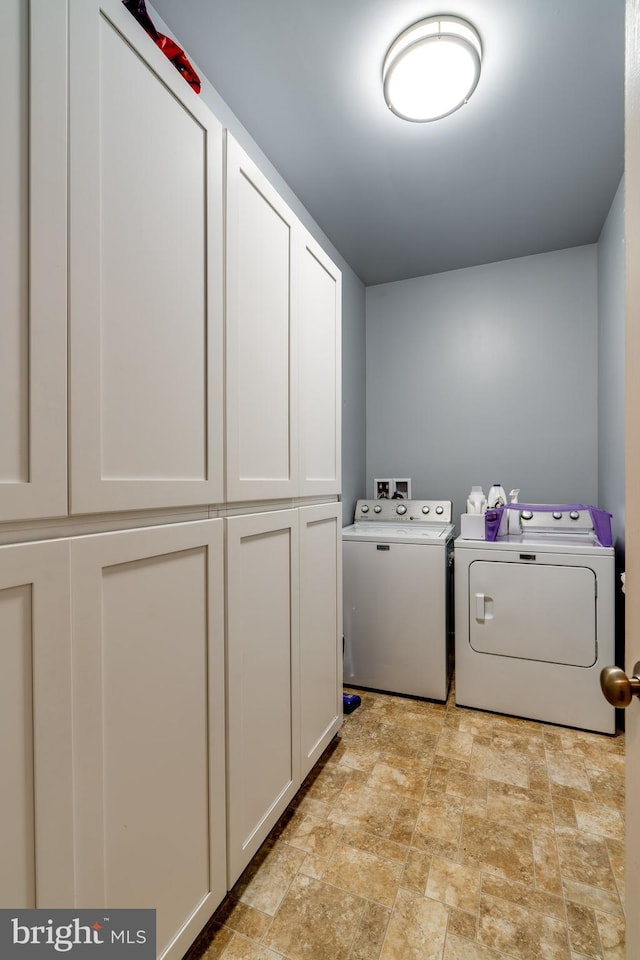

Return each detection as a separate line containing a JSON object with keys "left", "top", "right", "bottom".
{"left": 383, "top": 15, "right": 482, "bottom": 122}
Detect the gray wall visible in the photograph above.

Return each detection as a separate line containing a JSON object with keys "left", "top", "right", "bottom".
{"left": 597, "top": 178, "right": 625, "bottom": 551}
{"left": 150, "top": 4, "right": 367, "bottom": 525}
{"left": 597, "top": 178, "right": 625, "bottom": 662}
{"left": 365, "top": 246, "right": 599, "bottom": 526}
{"left": 339, "top": 282, "right": 367, "bottom": 525}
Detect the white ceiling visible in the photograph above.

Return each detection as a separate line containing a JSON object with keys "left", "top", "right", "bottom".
{"left": 150, "top": 0, "right": 625, "bottom": 286}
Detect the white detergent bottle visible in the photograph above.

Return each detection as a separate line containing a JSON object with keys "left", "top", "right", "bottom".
{"left": 487, "top": 483, "right": 507, "bottom": 509}
{"left": 508, "top": 489, "right": 521, "bottom": 535}
{"left": 466, "top": 486, "right": 486, "bottom": 514}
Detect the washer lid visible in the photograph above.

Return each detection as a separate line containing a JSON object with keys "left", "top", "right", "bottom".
{"left": 343, "top": 522, "right": 453, "bottom": 543}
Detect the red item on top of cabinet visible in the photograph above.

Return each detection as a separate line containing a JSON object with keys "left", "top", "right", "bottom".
{"left": 121, "top": 0, "right": 201, "bottom": 93}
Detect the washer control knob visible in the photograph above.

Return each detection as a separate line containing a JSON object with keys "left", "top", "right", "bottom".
{"left": 422, "top": 506, "right": 430, "bottom": 514}
{"left": 570, "top": 511, "right": 580, "bottom": 520}
{"left": 396, "top": 504, "right": 407, "bottom": 515}
{"left": 374, "top": 504, "right": 382, "bottom": 513}
{"left": 435, "top": 505, "right": 444, "bottom": 515}
{"left": 521, "top": 510, "right": 533, "bottom": 521}
{"left": 361, "top": 504, "right": 369, "bottom": 513}
{"left": 553, "top": 512, "right": 563, "bottom": 520}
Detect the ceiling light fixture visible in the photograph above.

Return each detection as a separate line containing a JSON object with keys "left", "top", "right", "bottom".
{"left": 383, "top": 15, "right": 482, "bottom": 122}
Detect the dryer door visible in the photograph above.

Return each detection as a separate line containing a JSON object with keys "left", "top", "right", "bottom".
{"left": 469, "top": 560, "right": 597, "bottom": 666}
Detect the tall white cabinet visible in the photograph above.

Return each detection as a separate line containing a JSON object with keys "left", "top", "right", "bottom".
{"left": 297, "top": 236, "right": 342, "bottom": 496}
{"left": 69, "top": 0, "right": 224, "bottom": 514}
{"left": 70, "top": 521, "right": 226, "bottom": 960}
{"left": 226, "top": 511, "right": 301, "bottom": 883}
{"left": 226, "top": 138, "right": 298, "bottom": 501}
{"left": 0, "top": 0, "right": 67, "bottom": 522}
{"left": 1, "top": 2, "right": 342, "bottom": 958}
{"left": 299, "top": 504, "right": 343, "bottom": 778}
{"left": 0, "top": 539, "right": 74, "bottom": 908}
{"left": 226, "top": 135, "right": 342, "bottom": 501}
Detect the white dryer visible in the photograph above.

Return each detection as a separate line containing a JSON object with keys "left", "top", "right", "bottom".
{"left": 454, "top": 505, "right": 615, "bottom": 734}
{"left": 343, "top": 499, "right": 454, "bottom": 701}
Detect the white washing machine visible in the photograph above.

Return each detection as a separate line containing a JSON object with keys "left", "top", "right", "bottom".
{"left": 454, "top": 505, "right": 615, "bottom": 734}
{"left": 343, "top": 499, "right": 454, "bottom": 701}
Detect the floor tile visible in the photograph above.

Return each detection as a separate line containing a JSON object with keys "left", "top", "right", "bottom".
{"left": 546, "top": 751, "right": 593, "bottom": 800}
{"left": 552, "top": 795, "right": 579, "bottom": 829}
{"left": 555, "top": 827, "right": 618, "bottom": 893}
{"left": 281, "top": 813, "right": 344, "bottom": 858}
{"left": 388, "top": 797, "right": 421, "bottom": 845}
{"left": 481, "top": 872, "right": 565, "bottom": 921}
{"left": 219, "top": 934, "right": 284, "bottom": 960}
{"left": 443, "top": 935, "right": 510, "bottom": 959}
{"left": 413, "top": 790, "right": 464, "bottom": 857}
{"left": 426, "top": 855, "right": 481, "bottom": 914}
{"left": 322, "top": 841, "right": 404, "bottom": 907}
{"left": 478, "top": 893, "right": 571, "bottom": 960}
{"left": 400, "top": 848, "right": 432, "bottom": 893}
{"left": 446, "top": 770, "right": 488, "bottom": 803}
{"left": 327, "top": 782, "right": 402, "bottom": 836}
{"left": 446, "top": 908, "right": 477, "bottom": 941}
{"left": 469, "top": 742, "right": 529, "bottom": 788}
{"left": 367, "top": 756, "right": 431, "bottom": 799}
{"left": 491, "top": 727, "right": 546, "bottom": 761}
{"left": 297, "top": 852, "right": 327, "bottom": 879}
{"left": 231, "top": 841, "right": 306, "bottom": 915}
{"left": 572, "top": 800, "right": 624, "bottom": 842}
{"left": 562, "top": 878, "right": 624, "bottom": 918}
{"left": 340, "top": 825, "right": 409, "bottom": 864}
{"left": 565, "top": 900, "right": 603, "bottom": 958}
{"left": 532, "top": 828, "right": 564, "bottom": 897}
{"left": 211, "top": 899, "right": 272, "bottom": 941}
{"left": 379, "top": 887, "right": 448, "bottom": 960}
{"left": 595, "top": 910, "right": 625, "bottom": 960}
{"left": 459, "top": 812, "right": 535, "bottom": 884}
{"left": 348, "top": 901, "right": 390, "bottom": 960}
{"left": 586, "top": 765, "right": 625, "bottom": 811}
{"left": 485, "top": 780, "right": 554, "bottom": 832}
{"left": 261, "top": 874, "right": 366, "bottom": 960}
{"left": 605, "top": 836, "right": 625, "bottom": 903}
{"left": 436, "top": 728, "right": 475, "bottom": 764}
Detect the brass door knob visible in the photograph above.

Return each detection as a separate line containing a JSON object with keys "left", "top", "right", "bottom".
{"left": 600, "top": 662, "right": 640, "bottom": 707}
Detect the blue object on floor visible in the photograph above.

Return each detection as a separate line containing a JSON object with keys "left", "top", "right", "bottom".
{"left": 343, "top": 692, "right": 361, "bottom": 714}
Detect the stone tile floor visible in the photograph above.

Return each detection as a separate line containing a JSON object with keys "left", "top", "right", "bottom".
{"left": 184, "top": 686, "right": 625, "bottom": 960}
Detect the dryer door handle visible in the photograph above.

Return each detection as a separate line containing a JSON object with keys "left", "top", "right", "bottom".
{"left": 474, "top": 592, "right": 493, "bottom": 622}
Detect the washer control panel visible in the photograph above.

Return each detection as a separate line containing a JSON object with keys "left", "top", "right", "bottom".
{"left": 354, "top": 499, "right": 452, "bottom": 523}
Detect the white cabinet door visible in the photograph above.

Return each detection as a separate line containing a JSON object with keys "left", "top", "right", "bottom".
{"left": 0, "top": 539, "right": 74, "bottom": 908}
{"left": 299, "top": 504, "right": 342, "bottom": 778}
{"left": 296, "top": 230, "right": 342, "bottom": 496}
{"left": 226, "top": 135, "right": 298, "bottom": 501}
{"left": 226, "top": 510, "right": 300, "bottom": 884}
{"left": 0, "top": 0, "right": 67, "bottom": 521}
{"left": 69, "top": 0, "right": 224, "bottom": 514}
{"left": 70, "top": 521, "right": 226, "bottom": 960}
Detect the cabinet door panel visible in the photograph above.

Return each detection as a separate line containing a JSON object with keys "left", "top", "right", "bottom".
{"left": 69, "top": 0, "right": 223, "bottom": 513}
{"left": 0, "top": 540, "right": 73, "bottom": 907}
{"left": 71, "top": 521, "right": 225, "bottom": 960}
{"left": 226, "top": 510, "right": 300, "bottom": 884}
{"left": 299, "top": 504, "right": 342, "bottom": 778}
{"left": 226, "top": 136, "right": 298, "bottom": 500}
{"left": 0, "top": 0, "right": 67, "bottom": 520}
{"left": 297, "top": 231, "right": 342, "bottom": 496}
